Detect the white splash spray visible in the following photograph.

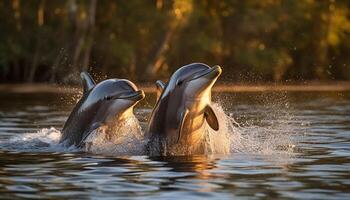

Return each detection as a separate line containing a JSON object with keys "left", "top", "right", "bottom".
{"left": 0, "top": 116, "right": 145, "bottom": 155}
{"left": 204, "top": 103, "right": 235, "bottom": 154}
{"left": 206, "top": 101, "right": 298, "bottom": 155}
{"left": 83, "top": 115, "right": 146, "bottom": 156}
{"left": 0, "top": 103, "right": 298, "bottom": 156}
{"left": 0, "top": 127, "right": 77, "bottom": 152}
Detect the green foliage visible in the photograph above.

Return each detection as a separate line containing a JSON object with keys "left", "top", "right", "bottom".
{"left": 0, "top": 0, "right": 350, "bottom": 83}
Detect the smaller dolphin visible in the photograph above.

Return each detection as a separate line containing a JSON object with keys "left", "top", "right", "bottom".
{"left": 146, "top": 63, "right": 222, "bottom": 156}
{"left": 59, "top": 72, "right": 145, "bottom": 147}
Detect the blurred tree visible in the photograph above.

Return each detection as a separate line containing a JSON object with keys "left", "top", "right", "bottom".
{"left": 0, "top": 0, "right": 350, "bottom": 83}
{"left": 145, "top": 0, "right": 193, "bottom": 79}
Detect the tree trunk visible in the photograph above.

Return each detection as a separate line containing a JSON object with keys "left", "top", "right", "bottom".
{"left": 27, "top": 0, "right": 45, "bottom": 82}
{"left": 28, "top": 42, "right": 40, "bottom": 82}
{"left": 11, "top": 0, "right": 22, "bottom": 31}
{"left": 145, "top": 0, "right": 193, "bottom": 80}
{"left": 145, "top": 23, "right": 176, "bottom": 78}
{"left": 314, "top": 2, "right": 331, "bottom": 80}
{"left": 82, "top": 0, "right": 97, "bottom": 71}
{"left": 67, "top": 0, "right": 80, "bottom": 76}
{"left": 129, "top": 53, "right": 136, "bottom": 81}
{"left": 50, "top": 53, "right": 62, "bottom": 83}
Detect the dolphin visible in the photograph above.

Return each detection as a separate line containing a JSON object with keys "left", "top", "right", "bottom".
{"left": 146, "top": 63, "right": 222, "bottom": 156}
{"left": 59, "top": 72, "right": 145, "bottom": 147}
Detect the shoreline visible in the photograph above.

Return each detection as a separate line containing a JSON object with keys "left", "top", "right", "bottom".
{"left": 0, "top": 82, "right": 349, "bottom": 94}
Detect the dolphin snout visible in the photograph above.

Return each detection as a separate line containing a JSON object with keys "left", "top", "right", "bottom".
{"left": 118, "top": 90, "right": 145, "bottom": 100}
{"left": 210, "top": 65, "right": 222, "bottom": 78}
{"left": 104, "top": 90, "right": 145, "bottom": 101}
{"left": 132, "top": 90, "right": 145, "bottom": 101}
{"left": 190, "top": 65, "right": 222, "bottom": 81}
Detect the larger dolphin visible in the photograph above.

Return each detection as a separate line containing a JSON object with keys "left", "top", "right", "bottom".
{"left": 146, "top": 63, "right": 222, "bottom": 156}
{"left": 59, "top": 72, "right": 145, "bottom": 147}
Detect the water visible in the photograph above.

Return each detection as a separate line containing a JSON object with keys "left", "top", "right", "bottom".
{"left": 0, "top": 91, "right": 349, "bottom": 199}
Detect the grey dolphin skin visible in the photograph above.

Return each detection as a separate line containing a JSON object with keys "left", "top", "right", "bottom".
{"left": 146, "top": 63, "right": 222, "bottom": 156}
{"left": 59, "top": 72, "right": 145, "bottom": 147}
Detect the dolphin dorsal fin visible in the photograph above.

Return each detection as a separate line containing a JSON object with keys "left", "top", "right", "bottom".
{"left": 205, "top": 105, "right": 219, "bottom": 131}
{"left": 155, "top": 80, "right": 165, "bottom": 101}
{"left": 80, "top": 72, "right": 96, "bottom": 94}
{"left": 177, "top": 108, "right": 189, "bottom": 143}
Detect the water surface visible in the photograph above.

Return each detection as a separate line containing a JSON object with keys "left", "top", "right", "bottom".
{"left": 0, "top": 91, "right": 349, "bottom": 199}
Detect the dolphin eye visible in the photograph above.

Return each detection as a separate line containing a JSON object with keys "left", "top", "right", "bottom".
{"left": 104, "top": 95, "right": 112, "bottom": 100}
{"left": 176, "top": 80, "right": 183, "bottom": 86}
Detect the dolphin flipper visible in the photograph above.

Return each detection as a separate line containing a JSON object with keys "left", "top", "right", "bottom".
{"left": 177, "top": 109, "right": 189, "bottom": 143}
{"left": 77, "top": 122, "right": 101, "bottom": 148}
{"left": 80, "top": 72, "right": 96, "bottom": 94}
{"left": 204, "top": 105, "right": 219, "bottom": 131}
{"left": 155, "top": 80, "right": 165, "bottom": 101}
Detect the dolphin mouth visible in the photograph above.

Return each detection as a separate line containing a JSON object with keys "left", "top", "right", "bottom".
{"left": 105, "top": 90, "right": 145, "bottom": 101}
{"left": 126, "top": 90, "right": 145, "bottom": 101}
{"left": 190, "top": 65, "right": 222, "bottom": 81}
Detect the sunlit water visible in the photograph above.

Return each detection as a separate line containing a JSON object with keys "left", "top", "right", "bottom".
{"left": 0, "top": 91, "right": 349, "bottom": 199}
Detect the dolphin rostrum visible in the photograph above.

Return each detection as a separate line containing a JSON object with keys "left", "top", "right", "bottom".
{"left": 59, "top": 72, "right": 145, "bottom": 147}
{"left": 146, "top": 63, "right": 222, "bottom": 156}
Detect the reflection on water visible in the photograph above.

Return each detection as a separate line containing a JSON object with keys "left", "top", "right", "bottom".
{"left": 0, "top": 92, "right": 349, "bottom": 199}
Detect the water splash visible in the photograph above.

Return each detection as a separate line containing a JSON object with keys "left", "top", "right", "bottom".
{"left": 0, "top": 127, "right": 76, "bottom": 152}
{"left": 205, "top": 103, "right": 238, "bottom": 155}
{"left": 208, "top": 96, "right": 299, "bottom": 155}
{"left": 84, "top": 115, "right": 146, "bottom": 156}
{"left": 0, "top": 116, "right": 145, "bottom": 155}
{"left": 0, "top": 102, "right": 299, "bottom": 156}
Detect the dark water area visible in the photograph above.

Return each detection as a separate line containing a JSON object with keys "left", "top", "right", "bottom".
{"left": 0, "top": 91, "right": 349, "bottom": 199}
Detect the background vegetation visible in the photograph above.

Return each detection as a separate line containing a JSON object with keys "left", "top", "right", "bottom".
{"left": 1, "top": 0, "right": 350, "bottom": 84}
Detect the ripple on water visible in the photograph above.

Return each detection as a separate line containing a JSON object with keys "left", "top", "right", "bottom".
{"left": 0, "top": 92, "right": 349, "bottom": 199}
